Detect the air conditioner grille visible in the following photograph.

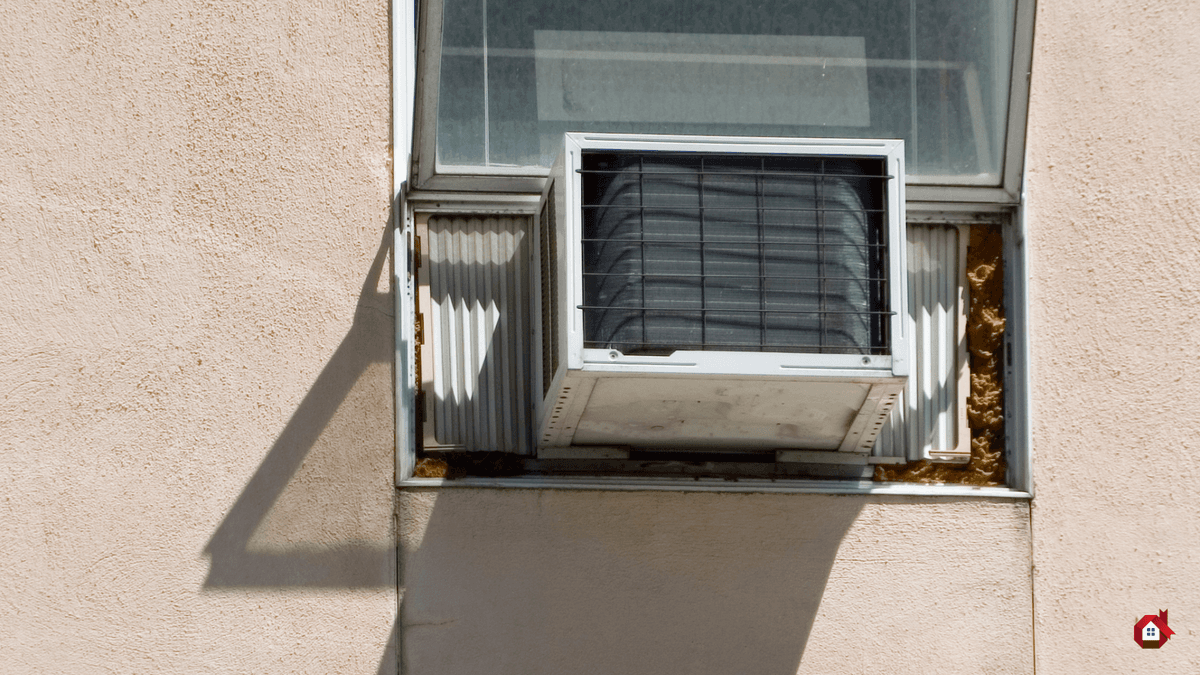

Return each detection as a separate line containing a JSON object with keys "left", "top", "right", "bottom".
{"left": 580, "top": 152, "right": 891, "bottom": 355}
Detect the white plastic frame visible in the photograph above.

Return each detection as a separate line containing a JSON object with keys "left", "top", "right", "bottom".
{"left": 551, "top": 132, "right": 909, "bottom": 380}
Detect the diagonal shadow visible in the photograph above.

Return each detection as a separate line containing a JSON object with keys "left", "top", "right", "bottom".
{"left": 201, "top": 220, "right": 401, "bottom": 673}
{"left": 203, "top": 222, "right": 396, "bottom": 590}
{"left": 399, "top": 488, "right": 866, "bottom": 675}
{"left": 402, "top": 216, "right": 878, "bottom": 674}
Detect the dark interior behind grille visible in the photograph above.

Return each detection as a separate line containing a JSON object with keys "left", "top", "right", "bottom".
{"left": 580, "top": 151, "right": 890, "bottom": 355}
{"left": 540, "top": 181, "right": 559, "bottom": 395}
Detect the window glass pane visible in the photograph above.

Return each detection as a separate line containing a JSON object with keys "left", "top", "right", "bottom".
{"left": 435, "top": 0, "right": 1015, "bottom": 183}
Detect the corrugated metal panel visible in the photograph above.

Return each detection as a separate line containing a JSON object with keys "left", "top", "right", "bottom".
{"left": 873, "top": 224, "right": 970, "bottom": 462}
{"left": 421, "top": 215, "right": 533, "bottom": 454}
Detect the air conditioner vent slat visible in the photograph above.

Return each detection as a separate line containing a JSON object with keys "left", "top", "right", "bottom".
{"left": 577, "top": 205, "right": 892, "bottom": 215}
{"left": 580, "top": 237, "right": 887, "bottom": 247}
{"left": 578, "top": 168, "right": 896, "bottom": 180}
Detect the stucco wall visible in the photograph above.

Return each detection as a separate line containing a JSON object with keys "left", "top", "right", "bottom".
{"left": 400, "top": 490, "right": 1032, "bottom": 674}
{"left": 1026, "top": 0, "right": 1200, "bottom": 671}
{"left": 0, "top": 1, "right": 396, "bottom": 673}
{"left": 8, "top": 0, "right": 1200, "bottom": 671}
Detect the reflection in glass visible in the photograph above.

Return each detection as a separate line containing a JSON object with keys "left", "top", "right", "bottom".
{"left": 436, "top": 0, "right": 1016, "bottom": 183}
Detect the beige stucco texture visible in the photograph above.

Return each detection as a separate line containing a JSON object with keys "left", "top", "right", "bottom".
{"left": 1025, "top": 0, "right": 1200, "bottom": 672}
{"left": 10, "top": 0, "right": 1200, "bottom": 671}
{"left": 400, "top": 490, "right": 1031, "bottom": 674}
{"left": 1, "top": 1, "right": 396, "bottom": 673}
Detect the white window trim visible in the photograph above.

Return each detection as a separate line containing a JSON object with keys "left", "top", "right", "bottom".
{"left": 392, "top": 0, "right": 1036, "bottom": 495}
{"left": 393, "top": 0, "right": 418, "bottom": 484}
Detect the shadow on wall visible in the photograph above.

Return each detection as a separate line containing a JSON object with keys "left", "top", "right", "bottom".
{"left": 202, "top": 223, "right": 398, "bottom": 673}
{"left": 405, "top": 213, "right": 863, "bottom": 673}
{"left": 399, "top": 488, "right": 865, "bottom": 675}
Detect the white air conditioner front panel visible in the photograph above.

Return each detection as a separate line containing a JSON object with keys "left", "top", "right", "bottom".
{"left": 534, "top": 133, "right": 908, "bottom": 457}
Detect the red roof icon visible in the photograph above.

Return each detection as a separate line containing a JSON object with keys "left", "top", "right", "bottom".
{"left": 1134, "top": 610, "right": 1175, "bottom": 649}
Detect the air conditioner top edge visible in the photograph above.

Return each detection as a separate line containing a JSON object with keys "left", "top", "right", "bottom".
{"left": 565, "top": 132, "right": 904, "bottom": 156}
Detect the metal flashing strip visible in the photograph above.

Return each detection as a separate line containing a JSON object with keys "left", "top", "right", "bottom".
{"left": 407, "top": 190, "right": 543, "bottom": 214}
{"left": 395, "top": 198, "right": 416, "bottom": 482}
{"left": 1005, "top": 178, "right": 1034, "bottom": 496}
{"left": 398, "top": 475, "right": 1031, "bottom": 498}
{"left": 393, "top": 0, "right": 418, "bottom": 482}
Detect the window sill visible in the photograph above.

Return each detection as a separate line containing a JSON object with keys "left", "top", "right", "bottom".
{"left": 398, "top": 475, "right": 1031, "bottom": 497}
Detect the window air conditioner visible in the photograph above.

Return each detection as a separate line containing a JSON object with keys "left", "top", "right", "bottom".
{"left": 533, "top": 133, "right": 909, "bottom": 460}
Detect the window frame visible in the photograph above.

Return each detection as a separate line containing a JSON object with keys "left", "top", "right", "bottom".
{"left": 393, "top": 0, "right": 1036, "bottom": 495}
{"left": 410, "top": 0, "right": 1037, "bottom": 203}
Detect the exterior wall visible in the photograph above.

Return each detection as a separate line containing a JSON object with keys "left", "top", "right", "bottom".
{"left": 7, "top": 0, "right": 1200, "bottom": 672}
{"left": 1026, "top": 0, "right": 1200, "bottom": 671}
{"left": 0, "top": 1, "right": 396, "bottom": 673}
{"left": 400, "top": 490, "right": 1031, "bottom": 674}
